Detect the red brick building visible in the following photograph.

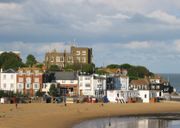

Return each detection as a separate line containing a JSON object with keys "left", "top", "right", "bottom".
{"left": 16, "top": 67, "right": 43, "bottom": 96}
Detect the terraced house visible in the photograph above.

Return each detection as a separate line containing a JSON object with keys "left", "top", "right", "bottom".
{"left": 17, "top": 67, "right": 43, "bottom": 96}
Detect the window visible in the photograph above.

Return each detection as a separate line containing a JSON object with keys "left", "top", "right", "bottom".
{"left": 10, "top": 84, "right": 14, "bottom": 89}
{"left": 60, "top": 56, "right": 64, "bottom": 62}
{"left": 56, "top": 56, "right": 60, "bottom": 62}
{"left": 85, "top": 84, "right": 90, "bottom": 87}
{"left": 26, "top": 77, "right": 31, "bottom": 83}
{"left": 18, "top": 83, "right": 23, "bottom": 89}
{"left": 82, "top": 51, "right": 86, "bottom": 55}
{"left": 33, "top": 83, "right": 39, "bottom": 89}
{"left": 98, "top": 79, "right": 103, "bottom": 83}
{"left": 82, "top": 57, "right": 86, "bottom": 63}
{"left": 151, "top": 85, "right": 155, "bottom": 89}
{"left": 62, "top": 80, "right": 66, "bottom": 83}
{"left": 76, "top": 51, "right": 80, "bottom": 55}
{"left": 26, "top": 83, "right": 31, "bottom": 89}
{"left": 97, "top": 84, "right": 102, "bottom": 88}
{"left": 34, "top": 78, "right": 39, "bottom": 83}
{"left": 79, "top": 83, "right": 83, "bottom": 87}
{"left": 3, "top": 84, "right": 6, "bottom": 89}
{"left": 70, "top": 80, "right": 74, "bottom": 83}
{"left": 67, "top": 56, "right": 73, "bottom": 62}
{"left": 11, "top": 75, "right": 14, "bottom": 79}
{"left": 144, "top": 94, "right": 147, "bottom": 98}
{"left": 85, "top": 77, "right": 90, "bottom": 80}
{"left": 3, "top": 75, "right": 6, "bottom": 80}
{"left": 156, "top": 85, "right": 160, "bottom": 89}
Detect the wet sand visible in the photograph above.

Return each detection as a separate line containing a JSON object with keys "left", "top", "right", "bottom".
{"left": 1, "top": 103, "right": 180, "bottom": 128}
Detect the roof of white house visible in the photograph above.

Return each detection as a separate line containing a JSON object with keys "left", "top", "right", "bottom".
{"left": 2, "top": 69, "right": 16, "bottom": 73}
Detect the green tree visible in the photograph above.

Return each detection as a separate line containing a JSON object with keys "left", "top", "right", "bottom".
{"left": 82, "top": 63, "right": 95, "bottom": 74}
{"left": 64, "top": 63, "right": 95, "bottom": 73}
{"left": 36, "top": 63, "right": 44, "bottom": 68}
{"left": 106, "top": 64, "right": 120, "bottom": 69}
{"left": 119, "top": 63, "right": 132, "bottom": 69}
{"left": 35, "top": 89, "right": 43, "bottom": 97}
{"left": 48, "top": 65, "right": 60, "bottom": 71}
{"left": 49, "top": 84, "right": 59, "bottom": 97}
{"left": 0, "top": 52, "right": 24, "bottom": 70}
{"left": 26, "top": 54, "right": 37, "bottom": 67}
{"left": 128, "top": 65, "right": 153, "bottom": 81}
{"left": 95, "top": 68, "right": 108, "bottom": 75}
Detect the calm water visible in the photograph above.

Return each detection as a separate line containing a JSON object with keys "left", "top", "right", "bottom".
{"left": 73, "top": 116, "right": 180, "bottom": 128}
{"left": 159, "top": 74, "right": 180, "bottom": 92}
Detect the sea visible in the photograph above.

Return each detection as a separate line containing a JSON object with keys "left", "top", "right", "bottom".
{"left": 159, "top": 74, "right": 180, "bottom": 93}
{"left": 73, "top": 116, "right": 180, "bottom": 128}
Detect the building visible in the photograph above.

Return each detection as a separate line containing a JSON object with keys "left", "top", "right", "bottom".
{"left": 129, "top": 79, "right": 150, "bottom": 90}
{"left": 44, "top": 46, "right": 93, "bottom": 69}
{"left": 55, "top": 72, "right": 78, "bottom": 96}
{"left": 0, "top": 69, "right": 17, "bottom": 93}
{"left": 71, "top": 46, "right": 92, "bottom": 64}
{"left": 16, "top": 67, "right": 43, "bottom": 96}
{"left": 78, "top": 74, "right": 94, "bottom": 96}
{"left": 78, "top": 74, "right": 107, "bottom": 97}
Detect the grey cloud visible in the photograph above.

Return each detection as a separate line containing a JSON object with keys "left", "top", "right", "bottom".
{"left": 0, "top": 0, "right": 24, "bottom": 3}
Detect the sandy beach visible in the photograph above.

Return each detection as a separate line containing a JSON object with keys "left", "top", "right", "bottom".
{"left": 1, "top": 102, "right": 180, "bottom": 128}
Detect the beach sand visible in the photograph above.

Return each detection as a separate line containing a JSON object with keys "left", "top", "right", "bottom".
{"left": 1, "top": 102, "right": 180, "bottom": 128}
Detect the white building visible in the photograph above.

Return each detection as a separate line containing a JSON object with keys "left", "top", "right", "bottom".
{"left": 0, "top": 69, "right": 17, "bottom": 93}
{"left": 78, "top": 74, "right": 106, "bottom": 97}
{"left": 120, "top": 76, "right": 129, "bottom": 91}
{"left": 55, "top": 72, "right": 78, "bottom": 96}
{"left": 138, "top": 90, "right": 157, "bottom": 103}
{"left": 107, "top": 90, "right": 157, "bottom": 103}
{"left": 78, "top": 74, "right": 94, "bottom": 96}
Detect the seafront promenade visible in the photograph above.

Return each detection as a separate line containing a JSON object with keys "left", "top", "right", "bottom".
{"left": 1, "top": 103, "right": 180, "bottom": 128}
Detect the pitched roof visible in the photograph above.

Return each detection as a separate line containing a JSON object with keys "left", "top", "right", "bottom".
{"left": 130, "top": 79, "right": 150, "bottom": 86}
{"left": 55, "top": 72, "right": 77, "bottom": 80}
{"left": 3, "top": 69, "right": 16, "bottom": 73}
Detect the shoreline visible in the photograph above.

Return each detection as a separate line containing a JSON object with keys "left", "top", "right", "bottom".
{"left": 1, "top": 103, "right": 180, "bottom": 128}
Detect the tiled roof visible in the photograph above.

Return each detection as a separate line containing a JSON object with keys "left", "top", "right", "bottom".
{"left": 55, "top": 72, "right": 77, "bottom": 80}
{"left": 130, "top": 79, "right": 150, "bottom": 86}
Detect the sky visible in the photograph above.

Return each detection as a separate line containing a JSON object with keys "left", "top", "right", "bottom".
{"left": 1, "top": 0, "right": 180, "bottom": 73}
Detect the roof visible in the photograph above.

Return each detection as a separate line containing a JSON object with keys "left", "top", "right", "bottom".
{"left": 55, "top": 72, "right": 77, "bottom": 80}
{"left": 3, "top": 69, "right": 16, "bottom": 73}
{"left": 130, "top": 79, "right": 150, "bottom": 86}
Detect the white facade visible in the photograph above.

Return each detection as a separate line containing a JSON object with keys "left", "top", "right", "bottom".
{"left": 78, "top": 75, "right": 94, "bottom": 96}
{"left": 107, "top": 90, "right": 139, "bottom": 103}
{"left": 0, "top": 71, "right": 17, "bottom": 93}
{"left": 78, "top": 74, "right": 106, "bottom": 97}
{"left": 138, "top": 90, "right": 157, "bottom": 103}
{"left": 92, "top": 74, "right": 106, "bottom": 98}
{"left": 107, "top": 90, "right": 122, "bottom": 103}
{"left": 56, "top": 80, "right": 78, "bottom": 85}
{"left": 107, "top": 90, "right": 157, "bottom": 103}
{"left": 120, "top": 76, "right": 129, "bottom": 91}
